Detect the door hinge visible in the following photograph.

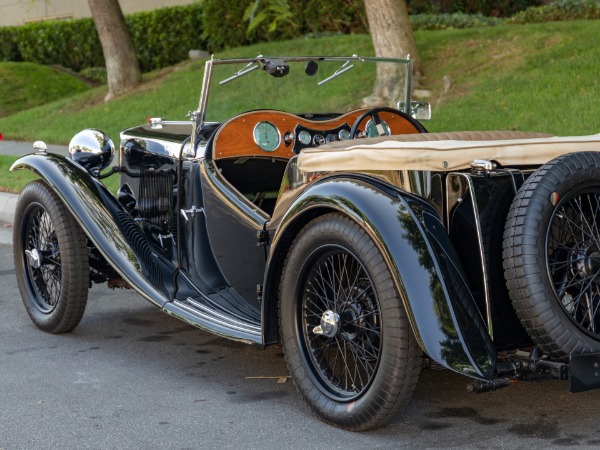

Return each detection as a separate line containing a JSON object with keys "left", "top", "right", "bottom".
{"left": 256, "top": 229, "right": 270, "bottom": 247}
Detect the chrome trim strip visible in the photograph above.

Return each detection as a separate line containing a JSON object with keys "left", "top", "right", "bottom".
{"left": 186, "top": 297, "right": 261, "bottom": 332}
{"left": 173, "top": 299, "right": 262, "bottom": 336}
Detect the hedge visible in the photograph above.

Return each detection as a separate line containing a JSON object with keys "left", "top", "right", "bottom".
{"left": 406, "top": 0, "right": 543, "bottom": 17}
{"left": 201, "top": 0, "right": 367, "bottom": 51}
{"left": 0, "top": 26, "right": 21, "bottom": 62}
{"left": 410, "top": 12, "right": 502, "bottom": 30}
{"left": 2, "top": 0, "right": 599, "bottom": 71}
{"left": 0, "top": 3, "right": 205, "bottom": 72}
{"left": 510, "top": 0, "right": 600, "bottom": 23}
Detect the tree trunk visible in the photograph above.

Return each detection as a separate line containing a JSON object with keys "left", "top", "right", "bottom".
{"left": 364, "top": 0, "right": 420, "bottom": 107}
{"left": 88, "top": 0, "right": 140, "bottom": 101}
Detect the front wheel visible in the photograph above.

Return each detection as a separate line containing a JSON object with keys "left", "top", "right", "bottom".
{"left": 279, "top": 213, "right": 421, "bottom": 430}
{"left": 13, "top": 180, "right": 89, "bottom": 333}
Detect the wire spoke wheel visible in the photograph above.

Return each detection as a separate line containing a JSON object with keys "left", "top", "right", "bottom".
{"left": 24, "top": 204, "right": 62, "bottom": 313}
{"left": 546, "top": 190, "right": 600, "bottom": 336}
{"left": 279, "top": 213, "right": 420, "bottom": 431}
{"left": 297, "top": 247, "right": 381, "bottom": 398}
{"left": 301, "top": 248, "right": 381, "bottom": 399}
{"left": 14, "top": 181, "right": 89, "bottom": 334}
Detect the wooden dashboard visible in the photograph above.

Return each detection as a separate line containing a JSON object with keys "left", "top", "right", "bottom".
{"left": 212, "top": 109, "right": 422, "bottom": 160}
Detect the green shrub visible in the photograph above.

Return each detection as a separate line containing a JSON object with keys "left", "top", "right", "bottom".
{"left": 127, "top": 4, "right": 205, "bottom": 72}
{"left": 510, "top": 0, "right": 600, "bottom": 23}
{"left": 293, "top": 0, "right": 367, "bottom": 35}
{"left": 202, "top": 0, "right": 367, "bottom": 51}
{"left": 0, "top": 27, "right": 21, "bottom": 62}
{"left": 411, "top": 12, "right": 502, "bottom": 30}
{"left": 79, "top": 66, "right": 107, "bottom": 84}
{"left": 243, "top": 0, "right": 299, "bottom": 38}
{"left": 0, "top": 3, "right": 205, "bottom": 73}
{"left": 407, "top": 0, "right": 543, "bottom": 17}
{"left": 15, "top": 19, "right": 103, "bottom": 72}
{"left": 203, "top": 0, "right": 255, "bottom": 50}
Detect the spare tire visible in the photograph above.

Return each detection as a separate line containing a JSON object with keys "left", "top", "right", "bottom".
{"left": 503, "top": 152, "right": 600, "bottom": 360}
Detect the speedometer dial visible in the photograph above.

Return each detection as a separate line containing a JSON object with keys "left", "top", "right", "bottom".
{"left": 253, "top": 121, "right": 280, "bottom": 152}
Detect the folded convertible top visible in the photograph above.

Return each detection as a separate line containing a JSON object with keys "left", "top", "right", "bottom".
{"left": 297, "top": 131, "right": 600, "bottom": 172}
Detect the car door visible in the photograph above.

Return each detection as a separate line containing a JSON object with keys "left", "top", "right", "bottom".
{"left": 197, "top": 158, "right": 268, "bottom": 311}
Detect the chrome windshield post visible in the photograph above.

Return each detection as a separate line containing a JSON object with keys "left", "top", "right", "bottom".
{"left": 404, "top": 57, "right": 413, "bottom": 116}
{"left": 191, "top": 57, "right": 214, "bottom": 149}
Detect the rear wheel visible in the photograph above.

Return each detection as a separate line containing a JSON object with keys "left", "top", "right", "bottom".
{"left": 13, "top": 180, "right": 89, "bottom": 333}
{"left": 504, "top": 152, "right": 600, "bottom": 359}
{"left": 279, "top": 213, "right": 420, "bottom": 430}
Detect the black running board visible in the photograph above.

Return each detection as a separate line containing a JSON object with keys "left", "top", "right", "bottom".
{"left": 163, "top": 296, "right": 262, "bottom": 345}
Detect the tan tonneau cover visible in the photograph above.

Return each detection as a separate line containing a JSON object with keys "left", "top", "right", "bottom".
{"left": 297, "top": 131, "right": 600, "bottom": 172}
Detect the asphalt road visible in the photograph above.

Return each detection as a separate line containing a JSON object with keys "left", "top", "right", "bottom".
{"left": 2, "top": 238, "right": 600, "bottom": 449}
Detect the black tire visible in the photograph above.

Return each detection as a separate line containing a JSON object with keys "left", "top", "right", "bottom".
{"left": 13, "top": 180, "right": 89, "bottom": 333}
{"left": 279, "top": 213, "right": 421, "bottom": 431}
{"left": 503, "top": 152, "right": 600, "bottom": 359}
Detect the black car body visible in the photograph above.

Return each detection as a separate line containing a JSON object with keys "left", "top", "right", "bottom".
{"left": 11, "top": 55, "right": 600, "bottom": 430}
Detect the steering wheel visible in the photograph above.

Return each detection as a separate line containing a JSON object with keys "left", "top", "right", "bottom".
{"left": 349, "top": 106, "right": 423, "bottom": 139}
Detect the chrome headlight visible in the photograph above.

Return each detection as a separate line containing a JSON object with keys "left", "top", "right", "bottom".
{"left": 68, "top": 128, "right": 115, "bottom": 177}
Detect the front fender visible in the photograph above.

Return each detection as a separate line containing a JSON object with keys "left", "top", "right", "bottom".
{"left": 10, "top": 153, "right": 169, "bottom": 307}
{"left": 268, "top": 176, "right": 496, "bottom": 380}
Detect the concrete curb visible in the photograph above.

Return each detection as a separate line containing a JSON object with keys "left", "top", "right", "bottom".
{"left": 0, "top": 192, "right": 18, "bottom": 224}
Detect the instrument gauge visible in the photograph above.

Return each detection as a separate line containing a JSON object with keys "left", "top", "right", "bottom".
{"left": 253, "top": 121, "right": 280, "bottom": 152}
{"left": 298, "top": 130, "right": 311, "bottom": 145}
{"left": 313, "top": 134, "right": 325, "bottom": 146}
{"left": 338, "top": 129, "right": 350, "bottom": 140}
{"left": 365, "top": 119, "right": 391, "bottom": 138}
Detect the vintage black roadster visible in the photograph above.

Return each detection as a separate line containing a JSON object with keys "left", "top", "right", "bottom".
{"left": 11, "top": 55, "right": 600, "bottom": 430}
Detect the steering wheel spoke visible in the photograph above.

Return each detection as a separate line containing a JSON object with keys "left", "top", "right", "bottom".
{"left": 348, "top": 106, "right": 426, "bottom": 139}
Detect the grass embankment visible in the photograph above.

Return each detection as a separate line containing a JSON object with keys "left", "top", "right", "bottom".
{"left": 1, "top": 20, "right": 599, "bottom": 193}
{"left": 0, "top": 62, "right": 90, "bottom": 118}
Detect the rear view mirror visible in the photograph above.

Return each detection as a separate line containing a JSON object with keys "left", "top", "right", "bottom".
{"left": 397, "top": 100, "right": 432, "bottom": 121}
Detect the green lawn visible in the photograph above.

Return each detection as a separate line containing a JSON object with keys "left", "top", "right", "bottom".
{"left": 419, "top": 20, "right": 600, "bottom": 135}
{"left": 0, "top": 62, "right": 90, "bottom": 118}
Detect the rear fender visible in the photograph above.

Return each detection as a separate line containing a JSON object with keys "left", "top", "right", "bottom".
{"left": 10, "top": 153, "right": 170, "bottom": 307}
{"left": 266, "top": 176, "right": 496, "bottom": 380}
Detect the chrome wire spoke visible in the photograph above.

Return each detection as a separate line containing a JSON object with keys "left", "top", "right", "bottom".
{"left": 315, "top": 264, "right": 336, "bottom": 309}
{"left": 554, "top": 270, "right": 597, "bottom": 294}
{"left": 548, "top": 258, "right": 575, "bottom": 271}
{"left": 346, "top": 336, "right": 380, "bottom": 361}
{"left": 301, "top": 248, "right": 381, "bottom": 398}
{"left": 338, "top": 338, "right": 356, "bottom": 392}
{"left": 344, "top": 338, "right": 365, "bottom": 391}
{"left": 573, "top": 196, "right": 598, "bottom": 243}
{"left": 349, "top": 322, "right": 381, "bottom": 336}
{"left": 25, "top": 206, "right": 62, "bottom": 311}
{"left": 556, "top": 205, "right": 586, "bottom": 245}
{"left": 588, "top": 286, "right": 600, "bottom": 332}
{"left": 586, "top": 193, "right": 600, "bottom": 241}
{"left": 573, "top": 270, "right": 600, "bottom": 324}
